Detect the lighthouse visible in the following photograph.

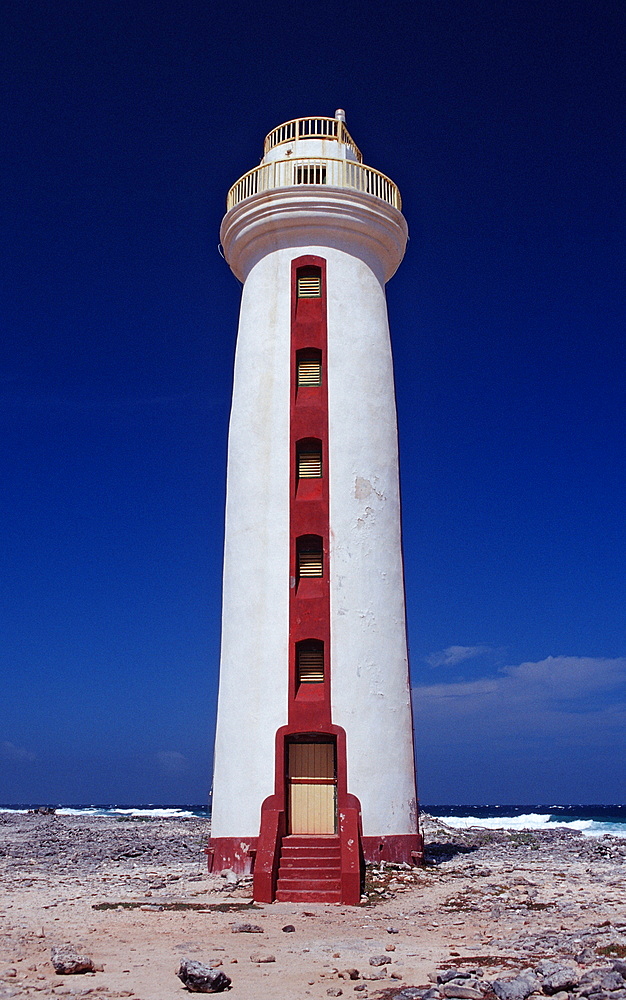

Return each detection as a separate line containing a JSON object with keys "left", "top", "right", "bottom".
{"left": 208, "top": 112, "right": 422, "bottom": 905}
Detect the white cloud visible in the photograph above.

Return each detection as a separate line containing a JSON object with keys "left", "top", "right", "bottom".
{"left": 155, "top": 751, "right": 188, "bottom": 774}
{"left": 426, "top": 645, "right": 493, "bottom": 668}
{"left": 413, "top": 655, "right": 626, "bottom": 743}
{"left": 1, "top": 741, "right": 36, "bottom": 762}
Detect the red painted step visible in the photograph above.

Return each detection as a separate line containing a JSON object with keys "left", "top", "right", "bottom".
{"left": 275, "top": 835, "right": 342, "bottom": 904}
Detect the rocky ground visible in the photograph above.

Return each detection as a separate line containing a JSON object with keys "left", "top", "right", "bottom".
{"left": 0, "top": 811, "right": 624, "bottom": 1000}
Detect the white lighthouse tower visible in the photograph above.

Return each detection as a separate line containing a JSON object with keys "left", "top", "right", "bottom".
{"left": 208, "top": 112, "right": 422, "bottom": 904}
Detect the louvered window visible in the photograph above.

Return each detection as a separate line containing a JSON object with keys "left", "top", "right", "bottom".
{"left": 295, "top": 164, "right": 327, "bottom": 186}
{"left": 296, "top": 351, "right": 322, "bottom": 386}
{"left": 298, "top": 550, "right": 323, "bottom": 578}
{"left": 297, "top": 274, "right": 321, "bottom": 298}
{"left": 297, "top": 642, "right": 325, "bottom": 684}
{"left": 297, "top": 450, "right": 322, "bottom": 478}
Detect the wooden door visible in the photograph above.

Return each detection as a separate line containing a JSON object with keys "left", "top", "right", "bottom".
{"left": 287, "top": 742, "right": 336, "bottom": 834}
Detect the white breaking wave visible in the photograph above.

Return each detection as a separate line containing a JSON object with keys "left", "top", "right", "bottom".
{"left": 0, "top": 805, "right": 202, "bottom": 817}
{"left": 55, "top": 807, "right": 197, "bottom": 818}
{"left": 439, "top": 812, "right": 625, "bottom": 838}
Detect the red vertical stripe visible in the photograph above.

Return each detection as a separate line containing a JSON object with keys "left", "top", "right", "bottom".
{"left": 289, "top": 256, "right": 331, "bottom": 727}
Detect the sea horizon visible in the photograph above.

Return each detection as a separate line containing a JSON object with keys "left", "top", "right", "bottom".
{"left": 2, "top": 802, "right": 625, "bottom": 838}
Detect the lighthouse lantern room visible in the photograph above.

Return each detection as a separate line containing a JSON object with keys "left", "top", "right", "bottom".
{"left": 208, "top": 112, "right": 423, "bottom": 904}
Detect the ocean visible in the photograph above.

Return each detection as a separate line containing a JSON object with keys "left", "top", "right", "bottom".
{"left": 1, "top": 803, "right": 625, "bottom": 837}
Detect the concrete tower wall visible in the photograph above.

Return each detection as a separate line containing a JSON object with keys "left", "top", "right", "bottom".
{"left": 211, "top": 253, "right": 291, "bottom": 838}
{"left": 211, "top": 244, "right": 416, "bottom": 839}
{"left": 326, "top": 251, "right": 417, "bottom": 836}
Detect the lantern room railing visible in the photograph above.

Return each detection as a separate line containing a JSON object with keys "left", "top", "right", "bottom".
{"left": 264, "top": 116, "right": 363, "bottom": 163}
{"left": 226, "top": 157, "right": 402, "bottom": 212}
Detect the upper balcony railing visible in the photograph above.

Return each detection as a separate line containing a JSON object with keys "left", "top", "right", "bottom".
{"left": 264, "top": 117, "right": 363, "bottom": 163}
{"left": 226, "top": 157, "right": 402, "bottom": 212}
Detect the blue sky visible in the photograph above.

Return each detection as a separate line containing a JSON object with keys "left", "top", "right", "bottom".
{"left": 1, "top": 0, "right": 625, "bottom": 805}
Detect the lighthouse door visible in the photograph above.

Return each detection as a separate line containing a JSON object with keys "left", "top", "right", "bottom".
{"left": 287, "top": 741, "right": 337, "bottom": 834}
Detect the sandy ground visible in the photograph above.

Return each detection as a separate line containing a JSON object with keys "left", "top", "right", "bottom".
{"left": 1, "top": 812, "right": 625, "bottom": 1000}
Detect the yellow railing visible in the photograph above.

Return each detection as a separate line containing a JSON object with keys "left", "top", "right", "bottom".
{"left": 264, "top": 117, "right": 363, "bottom": 163}
{"left": 226, "top": 157, "right": 401, "bottom": 212}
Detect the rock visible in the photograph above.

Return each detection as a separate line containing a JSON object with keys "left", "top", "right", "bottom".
{"left": 250, "top": 954, "right": 275, "bottom": 963}
{"left": 535, "top": 962, "right": 569, "bottom": 977}
{"left": 50, "top": 947, "right": 97, "bottom": 975}
{"left": 577, "top": 950, "right": 597, "bottom": 965}
{"left": 578, "top": 971, "right": 625, "bottom": 995}
{"left": 176, "top": 959, "right": 231, "bottom": 993}
{"left": 534, "top": 961, "right": 579, "bottom": 995}
{"left": 387, "top": 944, "right": 397, "bottom": 952}
{"left": 492, "top": 973, "right": 541, "bottom": 1000}
{"left": 219, "top": 869, "right": 238, "bottom": 884}
{"left": 543, "top": 971, "right": 580, "bottom": 994}
{"left": 370, "top": 954, "right": 392, "bottom": 966}
{"left": 231, "top": 923, "right": 264, "bottom": 933}
{"left": 4, "top": 970, "right": 17, "bottom": 979}
{"left": 282, "top": 924, "right": 296, "bottom": 933}
{"left": 393, "top": 990, "right": 426, "bottom": 999}
{"left": 439, "top": 972, "right": 471, "bottom": 984}
{"left": 327, "top": 990, "right": 343, "bottom": 997}
{"left": 340, "top": 969, "right": 360, "bottom": 980}
{"left": 387, "top": 926, "right": 400, "bottom": 934}
{"left": 613, "top": 963, "right": 626, "bottom": 978}
{"left": 442, "top": 986, "right": 483, "bottom": 1000}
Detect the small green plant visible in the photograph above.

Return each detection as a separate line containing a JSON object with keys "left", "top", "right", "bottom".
{"left": 598, "top": 944, "right": 626, "bottom": 958}
{"left": 508, "top": 832, "right": 538, "bottom": 848}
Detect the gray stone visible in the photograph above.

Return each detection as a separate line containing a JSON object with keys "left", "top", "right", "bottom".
{"left": 249, "top": 953, "right": 275, "bottom": 963}
{"left": 442, "top": 986, "right": 483, "bottom": 999}
{"left": 282, "top": 924, "right": 296, "bottom": 933}
{"left": 231, "top": 923, "right": 264, "bottom": 933}
{"left": 439, "top": 971, "right": 471, "bottom": 984}
{"left": 176, "top": 959, "right": 231, "bottom": 993}
{"left": 492, "top": 974, "right": 541, "bottom": 1000}
{"left": 370, "top": 955, "right": 392, "bottom": 966}
{"left": 544, "top": 971, "right": 580, "bottom": 994}
{"left": 536, "top": 962, "right": 572, "bottom": 978}
{"left": 579, "top": 972, "right": 626, "bottom": 995}
{"left": 577, "top": 950, "right": 597, "bottom": 965}
{"left": 363, "top": 969, "right": 387, "bottom": 980}
{"left": 393, "top": 990, "right": 427, "bottom": 1000}
{"left": 50, "top": 947, "right": 96, "bottom": 975}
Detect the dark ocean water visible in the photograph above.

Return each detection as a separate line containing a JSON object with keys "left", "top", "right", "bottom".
{"left": 1, "top": 803, "right": 625, "bottom": 837}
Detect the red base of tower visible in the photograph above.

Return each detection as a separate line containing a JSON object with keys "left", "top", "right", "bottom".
{"left": 206, "top": 830, "right": 424, "bottom": 905}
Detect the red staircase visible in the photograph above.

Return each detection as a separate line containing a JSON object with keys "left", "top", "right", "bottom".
{"left": 275, "top": 835, "right": 342, "bottom": 903}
